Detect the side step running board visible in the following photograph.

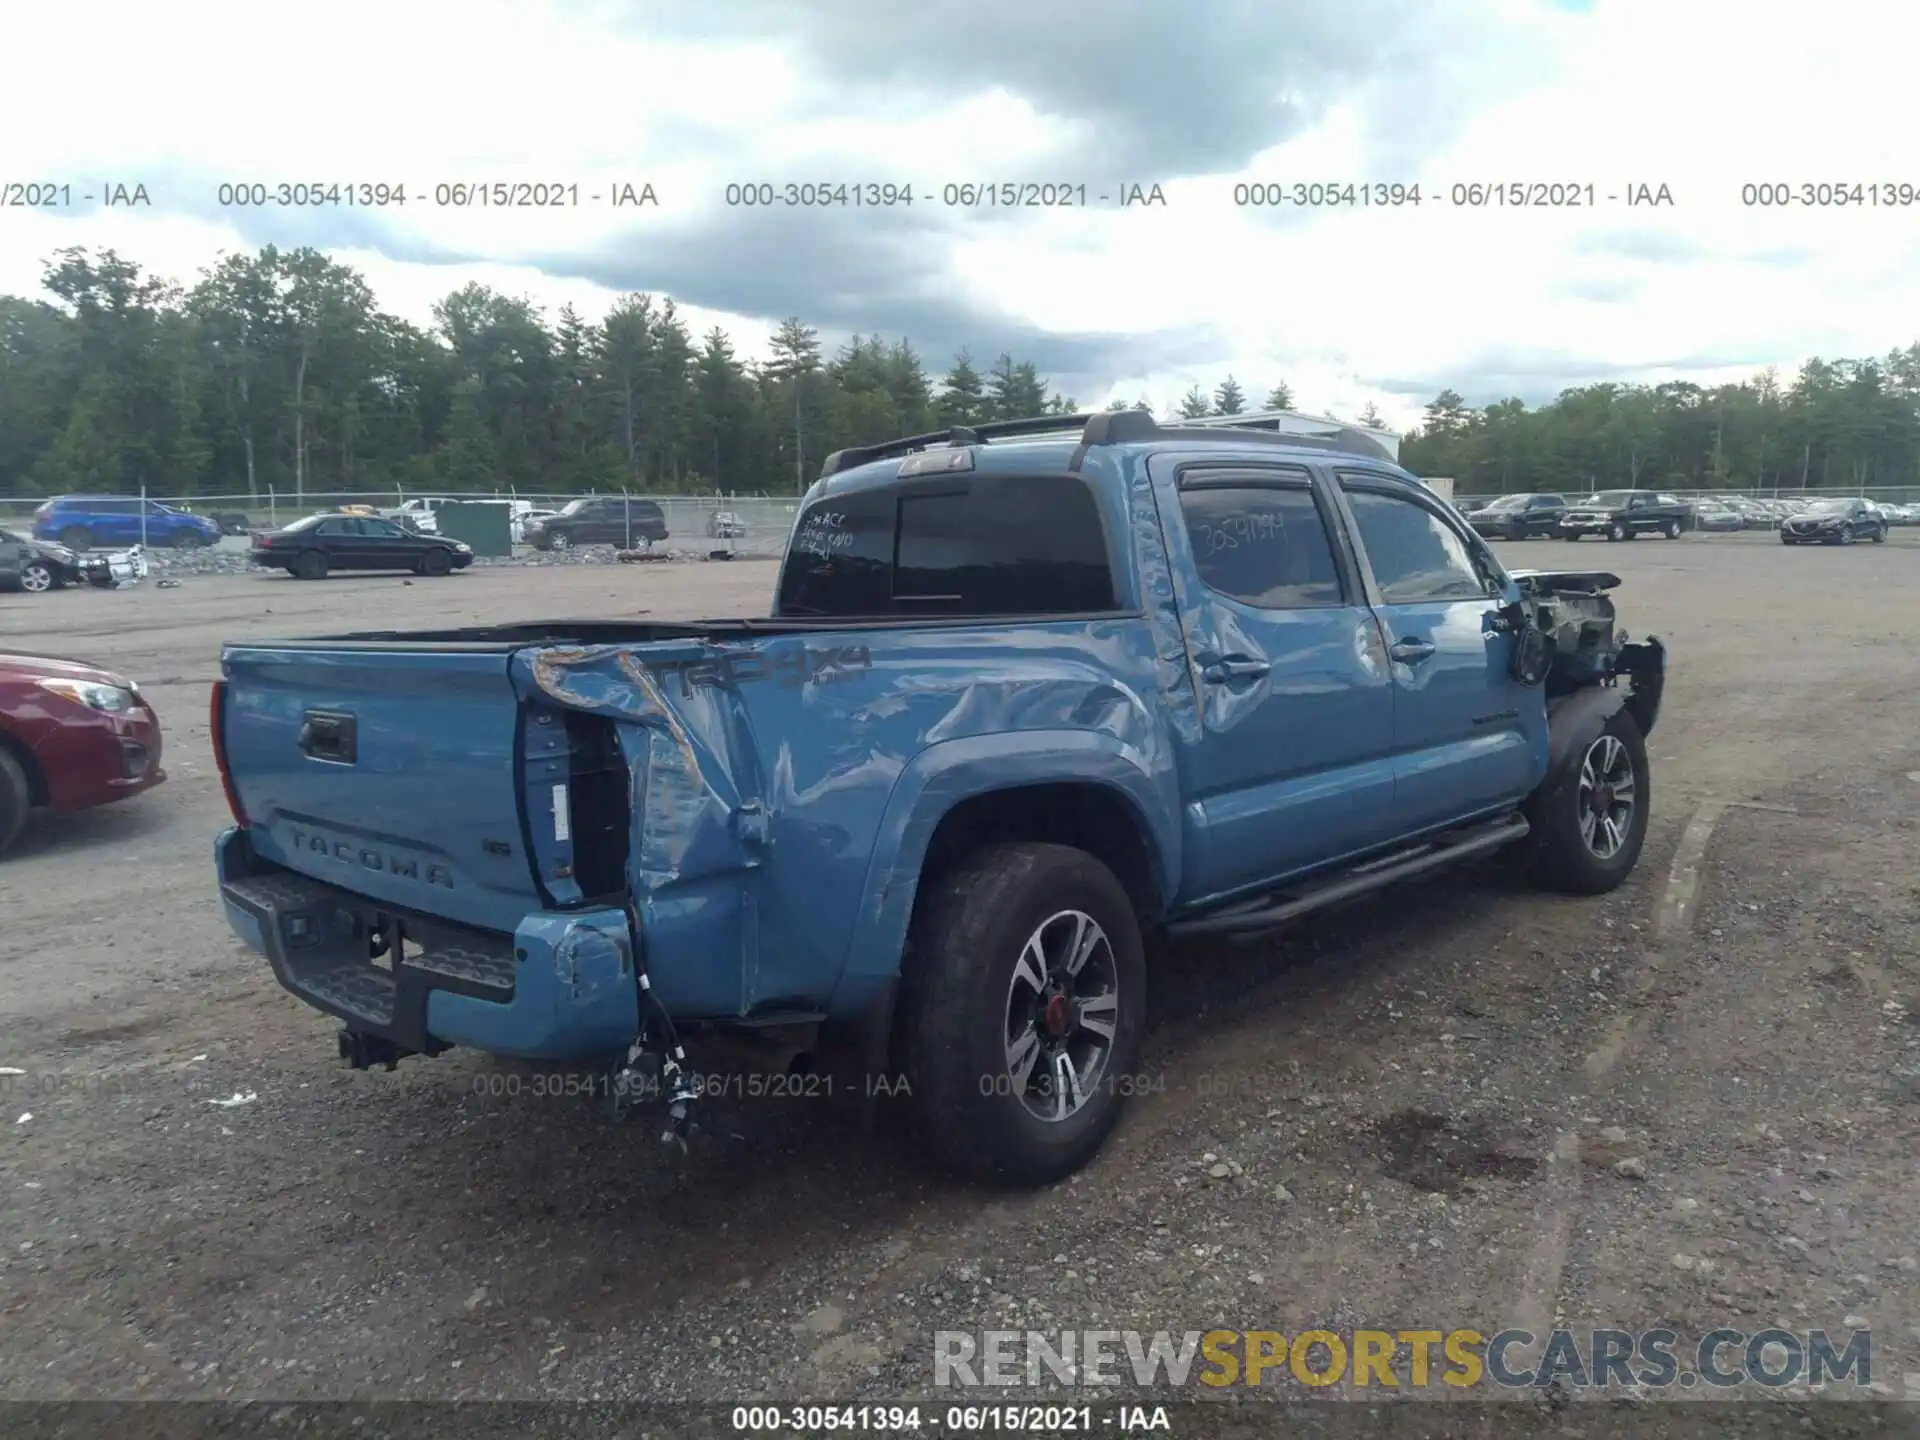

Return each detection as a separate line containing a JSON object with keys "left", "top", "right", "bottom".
{"left": 1166, "top": 813, "right": 1530, "bottom": 939}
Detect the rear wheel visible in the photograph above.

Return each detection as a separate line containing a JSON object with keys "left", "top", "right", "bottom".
{"left": 897, "top": 841, "right": 1146, "bottom": 1186}
{"left": 1662, "top": 519, "right": 1682, "bottom": 539}
{"left": 419, "top": 547, "right": 453, "bottom": 576}
{"left": 0, "top": 746, "right": 31, "bottom": 857}
{"left": 19, "top": 561, "right": 57, "bottom": 594}
{"left": 293, "top": 549, "right": 329, "bottom": 580}
{"left": 1871, "top": 525, "right": 1887, "bottom": 543}
{"left": 1526, "top": 707, "right": 1650, "bottom": 895}
{"left": 59, "top": 526, "right": 92, "bottom": 550}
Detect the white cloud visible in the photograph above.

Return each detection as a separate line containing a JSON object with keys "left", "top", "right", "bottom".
{"left": 3, "top": 0, "right": 1917, "bottom": 434}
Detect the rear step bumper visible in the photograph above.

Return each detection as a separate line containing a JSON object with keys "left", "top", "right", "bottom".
{"left": 215, "top": 826, "right": 639, "bottom": 1062}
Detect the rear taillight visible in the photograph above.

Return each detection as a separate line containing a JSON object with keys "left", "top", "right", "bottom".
{"left": 209, "top": 680, "right": 248, "bottom": 827}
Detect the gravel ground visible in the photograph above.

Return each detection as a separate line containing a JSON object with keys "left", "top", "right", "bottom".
{"left": 1, "top": 533, "right": 1917, "bottom": 1415}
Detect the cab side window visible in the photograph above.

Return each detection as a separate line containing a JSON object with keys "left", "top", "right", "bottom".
{"left": 1342, "top": 486, "right": 1491, "bottom": 603}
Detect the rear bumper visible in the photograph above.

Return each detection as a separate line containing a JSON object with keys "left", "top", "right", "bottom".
{"left": 216, "top": 827, "right": 640, "bottom": 1062}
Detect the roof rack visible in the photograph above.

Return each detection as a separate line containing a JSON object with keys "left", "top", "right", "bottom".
{"left": 816, "top": 409, "right": 1394, "bottom": 480}
{"left": 819, "top": 413, "right": 1098, "bottom": 479}
{"left": 1075, "top": 411, "right": 1396, "bottom": 462}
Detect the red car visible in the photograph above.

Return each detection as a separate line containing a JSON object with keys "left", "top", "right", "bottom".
{"left": 0, "top": 652, "right": 166, "bottom": 856}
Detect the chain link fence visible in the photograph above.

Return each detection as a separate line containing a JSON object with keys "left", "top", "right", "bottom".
{"left": 0, "top": 490, "right": 806, "bottom": 558}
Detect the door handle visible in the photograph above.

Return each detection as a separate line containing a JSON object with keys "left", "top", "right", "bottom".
{"left": 1388, "top": 638, "right": 1437, "bottom": 664}
{"left": 1199, "top": 657, "right": 1272, "bottom": 683}
{"left": 298, "top": 710, "right": 357, "bottom": 764}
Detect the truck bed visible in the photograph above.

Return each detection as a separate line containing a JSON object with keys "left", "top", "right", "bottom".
{"left": 215, "top": 610, "right": 1175, "bottom": 1044}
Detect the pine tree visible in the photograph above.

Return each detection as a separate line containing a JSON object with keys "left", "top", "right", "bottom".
{"left": 1263, "top": 383, "right": 1294, "bottom": 411}
{"left": 939, "top": 350, "right": 987, "bottom": 426}
{"left": 1178, "top": 385, "right": 1211, "bottom": 420}
{"left": 1213, "top": 376, "right": 1246, "bottom": 415}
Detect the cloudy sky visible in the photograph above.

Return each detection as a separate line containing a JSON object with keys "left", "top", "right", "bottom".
{"left": 2, "top": 0, "right": 1915, "bottom": 431}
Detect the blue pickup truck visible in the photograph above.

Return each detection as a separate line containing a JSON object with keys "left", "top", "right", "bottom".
{"left": 211, "top": 411, "right": 1665, "bottom": 1185}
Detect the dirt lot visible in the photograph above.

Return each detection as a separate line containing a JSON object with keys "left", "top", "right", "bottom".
{"left": 2, "top": 533, "right": 1917, "bottom": 1413}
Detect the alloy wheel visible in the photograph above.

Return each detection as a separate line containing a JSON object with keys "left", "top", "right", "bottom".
{"left": 1578, "top": 732, "right": 1637, "bottom": 860}
{"left": 20, "top": 564, "right": 53, "bottom": 593}
{"left": 1002, "top": 909, "right": 1122, "bottom": 1123}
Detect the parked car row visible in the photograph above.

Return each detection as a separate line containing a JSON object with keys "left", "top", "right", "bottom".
{"left": 1462, "top": 490, "right": 1909, "bottom": 542}
{"left": 1462, "top": 491, "right": 1692, "bottom": 541}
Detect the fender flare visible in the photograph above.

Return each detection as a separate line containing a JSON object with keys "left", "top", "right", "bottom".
{"left": 827, "top": 730, "right": 1181, "bottom": 1015}
{"left": 1541, "top": 686, "right": 1626, "bottom": 794}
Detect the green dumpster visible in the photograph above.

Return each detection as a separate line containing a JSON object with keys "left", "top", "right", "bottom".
{"left": 433, "top": 501, "right": 513, "bottom": 558}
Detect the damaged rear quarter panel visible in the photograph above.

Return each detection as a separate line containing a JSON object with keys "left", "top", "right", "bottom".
{"left": 511, "top": 616, "right": 1181, "bottom": 1021}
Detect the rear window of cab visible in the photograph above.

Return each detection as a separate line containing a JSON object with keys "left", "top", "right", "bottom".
{"left": 777, "top": 471, "right": 1118, "bottom": 617}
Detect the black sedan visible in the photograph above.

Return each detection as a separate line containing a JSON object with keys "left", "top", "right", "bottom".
{"left": 1779, "top": 498, "right": 1887, "bottom": 545}
{"left": 250, "top": 513, "right": 475, "bottom": 579}
{"left": 1464, "top": 493, "right": 1569, "bottom": 539}
{"left": 0, "top": 526, "right": 87, "bottom": 594}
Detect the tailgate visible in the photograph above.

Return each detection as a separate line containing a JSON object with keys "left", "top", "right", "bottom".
{"left": 220, "top": 644, "right": 542, "bottom": 933}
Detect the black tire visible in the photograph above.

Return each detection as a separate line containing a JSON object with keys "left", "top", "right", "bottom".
{"left": 1871, "top": 525, "right": 1887, "bottom": 543}
{"left": 1780, "top": 535, "right": 1795, "bottom": 545}
{"left": 1839, "top": 529, "right": 1855, "bottom": 546}
{"left": 293, "top": 549, "right": 328, "bottom": 580}
{"left": 896, "top": 841, "right": 1147, "bottom": 1186}
{"left": 547, "top": 530, "right": 571, "bottom": 551}
{"left": 419, "top": 547, "right": 453, "bottom": 576}
{"left": 1562, "top": 532, "right": 1580, "bottom": 541}
{"left": 59, "top": 526, "right": 92, "bottom": 550}
{"left": 1607, "top": 521, "right": 1629, "bottom": 542}
{"left": 19, "top": 561, "right": 58, "bottom": 594}
{"left": 1662, "top": 519, "right": 1682, "bottom": 539}
{"left": 0, "top": 746, "right": 31, "bottom": 857}
{"left": 1525, "top": 707, "right": 1650, "bottom": 896}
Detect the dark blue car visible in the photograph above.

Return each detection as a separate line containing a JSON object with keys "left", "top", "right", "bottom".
{"left": 32, "top": 495, "right": 222, "bottom": 551}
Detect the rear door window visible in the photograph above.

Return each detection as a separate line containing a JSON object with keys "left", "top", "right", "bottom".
{"left": 778, "top": 471, "right": 1116, "bottom": 617}
{"left": 1176, "top": 475, "right": 1345, "bottom": 609}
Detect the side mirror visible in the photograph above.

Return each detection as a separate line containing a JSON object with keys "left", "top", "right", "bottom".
{"left": 1508, "top": 621, "right": 1552, "bottom": 686}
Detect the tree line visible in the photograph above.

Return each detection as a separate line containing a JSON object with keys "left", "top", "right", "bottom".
{"left": 0, "top": 246, "right": 1159, "bottom": 502}
{"left": 1400, "top": 353, "right": 1920, "bottom": 496}
{"left": 1, "top": 244, "right": 1915, "bottom": 501}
